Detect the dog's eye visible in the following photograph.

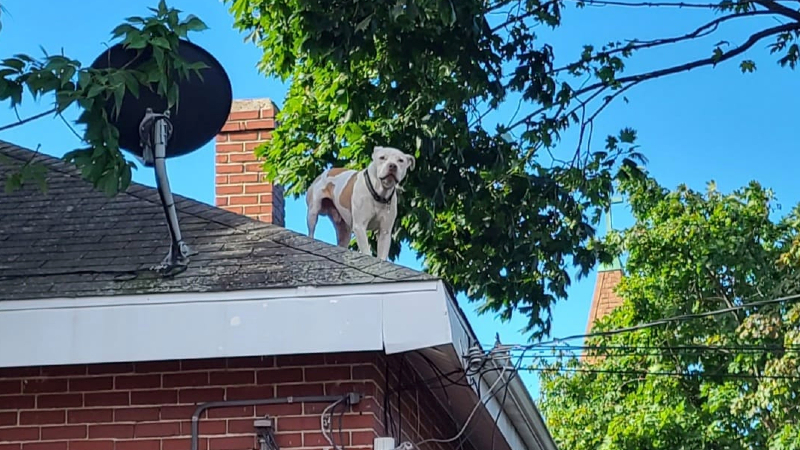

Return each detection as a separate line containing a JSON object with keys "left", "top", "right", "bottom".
{"left": 379, "top": 156, "right": 386, "bottom": 160}
{"left": 398, "top": 159, "right": 404, "bottom": 163}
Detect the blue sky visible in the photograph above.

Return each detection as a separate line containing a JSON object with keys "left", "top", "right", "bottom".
{"left": 1, "top": 0, "right": 799, "bottom": 397}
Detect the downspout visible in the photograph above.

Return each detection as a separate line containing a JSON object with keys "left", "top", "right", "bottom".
{"left": 191, "top": 393, "right": 359, "bottom": 450}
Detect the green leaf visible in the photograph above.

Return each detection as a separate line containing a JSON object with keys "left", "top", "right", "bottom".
{"left": 183, "top": 15, "right": 208, "bottom": 32}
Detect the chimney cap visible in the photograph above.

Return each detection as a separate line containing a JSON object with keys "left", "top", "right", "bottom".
{"left": 231, "top": 98, "right": 278, "bottom": 112}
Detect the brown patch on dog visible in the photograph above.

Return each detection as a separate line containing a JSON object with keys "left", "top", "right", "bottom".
{"left": 338, "top": 172, "right": 358, "bottom": 212}
{"left": 327, "top": 168, "right": 349, "bottom": 177}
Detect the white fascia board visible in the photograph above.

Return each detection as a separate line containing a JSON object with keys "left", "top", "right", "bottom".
{"left": 0, "top": 280, "right": 448, "bottom": 369}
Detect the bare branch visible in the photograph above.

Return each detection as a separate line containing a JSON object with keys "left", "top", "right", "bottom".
{"left": 509, "top": 22, "right": 800, "bottom": 131}
{"left": 0, "top": 108, "right": 57, "bottom": 132}
{"left": 574, "top": 0, "right": 722, "bottom": 8}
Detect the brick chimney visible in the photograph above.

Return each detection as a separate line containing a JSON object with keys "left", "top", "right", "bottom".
{"left": 585, "top": 267, "right": 623, "bottom": 335}
{"left": 215, "top": 98, "right": 285, "bottom": 227}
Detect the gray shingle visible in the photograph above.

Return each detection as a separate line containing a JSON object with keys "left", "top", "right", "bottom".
{"left": 0, "top": 140, "right": 436, "bottom": 301}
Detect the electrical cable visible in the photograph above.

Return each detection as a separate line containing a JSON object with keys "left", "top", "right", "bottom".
{"left": 320, "top": 397, "right": 347, "bottom": 450}
{"left": 486, "top": 292, "right": 800, "bottom": 352}
{"left": 407, "top": 365, "right": 511, "bottom": 448}
{"left": 528, "top": 366, "right": 800, "bottom": 380}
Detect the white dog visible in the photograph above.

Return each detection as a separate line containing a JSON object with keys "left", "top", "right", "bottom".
{"left": 305, "top": 146, "right": 416, "bottom": 260}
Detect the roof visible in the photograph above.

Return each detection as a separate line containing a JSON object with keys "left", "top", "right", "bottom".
{"left": 0, "top": 140, "right": 434, "bottom": 301}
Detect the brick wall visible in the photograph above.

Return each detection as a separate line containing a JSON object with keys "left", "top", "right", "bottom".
{"left": 0, "top": 352, "right": 476, "bottom": 450}
{"left": 215, "top": 98, "right": 285, "bottom": 227}
{"left": 584, "top": 269, "right": 624, "bottom": 336}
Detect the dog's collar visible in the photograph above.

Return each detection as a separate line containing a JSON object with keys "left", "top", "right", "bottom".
{"left": 364, "top": 170, "right": 395, "bottom": 204}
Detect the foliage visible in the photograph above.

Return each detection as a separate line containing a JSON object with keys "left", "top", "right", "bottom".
{"left": 538, "top": 177, "right": 800, "bottom": 449}
{"left": 0, "top": 1, "right": 208, "bottom": 195}
{"left": 226, "top": 0, "right": 800, "bottom": 337}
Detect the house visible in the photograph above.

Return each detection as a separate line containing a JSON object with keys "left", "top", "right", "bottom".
{"left": 0, "top": 99, "right": 557, "bottom": 450}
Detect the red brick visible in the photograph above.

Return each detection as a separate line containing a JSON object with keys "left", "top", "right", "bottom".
{"left": 225, "top": 385, "right": 274, "bottom": 401}
{"left": 227, "top": 356, "right": 273, "bottom": 369}
{"left": 275, "top": 354, "right": 325, "bottom": 367}
{"left": 209, "top": 371, "right": 254, "bottom": 386}
{"left": 216, "top": 143, "right": 244, "bottom": 154}
{"left": 0, "top": 427, "right": 39, "bottom": 441}
{"left": 225, "top": 418, "right": 254, "bottom": 434}
{"left": 229, "top": 152, "right": 258, "bottom": 163}
{"left": 179, "top": 388, "right": 224, "bottom": 404}
{"left": 243, "top": 184, "right": 273, "bottom": 194}
{"left": 0, "top": 444, "right": 20, "bottom": 450}
{"left": 133, "top": 360, "right": 179, "bottom": 373}
{"left": 0, "top": 394, "right": 35, "bottom": 409}
{"left": 352, "top": 430, "right": 378, "bottom": 445}
{"left": 69, "top": 376, "right": 113, "bottom": 392}
{"left": 198, "top": 420, "right": 227, "bottom": 435}
{"left": 352, "top": 364, "right": 382, "bottom": 382}
{"left": 228, "top": 195, "right": 259, "bottom": 206}
{"left": 276, "top": 383, "right": 324, "bottom": 397}
{"left": 23, "top": 443, "right": 66, "bottom": 450}
{"left": 41, "top": 424, "right": 87, "bottom": 440}
{"left": 343, "top": 414, "right": 378, "bottom": 429}
{"left": 41, "top": 365, "right": 87, "bottom": 377}
{"left": 160, "top": 405, "right": 197, "bottom": 420}
{"left": 274, "top": 433, "right": 301, "bottom": 448}
{"left": 114, "top": 407, "right": 160, "bottom": 422}
{"left": 164, "top": 372, "right": 209, "bottom": 388}
{"left": 326, "top": 353, "right": 374, "bottom": 365}
{"left": 208, "top": 436, "right": 255, "bottom": 450}
{"left": 229, "top": 110, "right": 259, "bottom": 121}
{"left": 244, "top": 162, "right": 263, "bottom": 173}
{"left": 243, "top": 119, "right": 275, "bottom": 130}
{"left": 304, "top": 431, "right": 350, "bottom": 447}
{"left": 88, "top": 424, "right": 134, "bottom": 439}
{"left": 256, "top": 368, "right": 302, "bottom": 384}
{"left": 255, "top": 403, "right": 302, "bottom": 416}
{"left": 228, "top": 132, "right": 259, "bottom": 142}
{"left": 215, "top": 154, "right": 228, "bottom": 164}
{"left": 0, "top": 380, "right": 21, "bottom": 395}
{"left": 134, "top": 421, "right": 181, "bottom": 437}
{"left": 220, "top": 122, "right": 242, "bottom": 132}
{"left": 23, "top": 378, "right": 68, "bottom": 393}
{"left": 206, "top": 406, "right": 253, "bottom": 419}
{"left": 20, "top": 410, "right": 65, "bottom": 425}
{"left": 0, "top": 367, "right": 39, "bottom": 377}
{"left": 277, "top": 416, "right": 319, "bottom": 432}
{"left": 217, "top": 164, "right": 244, "bottom": 174}
{"left": 132, "top": 389, "right": 178, "bottom": 405}
{"left": 37, "top": 393, "right": 81, "bottom": 408}
{"left": 68, "top": 441, "right": 113, "bottom": 450}
{"left": 68, "top": 408, "right": 113, "bottom": 424}
{"left": 214, "top": 185, "right": 242, "bottom": 196}
{"left": 88, "top": 363, "right": 133, "bottom": 375}
{"left": 305, "top": 367, "right": 351, "bottom": 382}
{"left": 228, "top": 174, "right": 259, "bottom": 184}
{"left": 216, "top": 198, "right": 229, "bottom": 207}
{"left": 115, "top": 374, "right": 161, "bottom": 390}
{"left": 116, "top": 440, "right": 159, "bottom": 450}
{"left": 163, "top": 438, "right": 192, "bottom": 450}
{"left": 244, "top": 141, "right": 264, "bottom": 151}
{"left": 85, "top": 391, "right": 129, "bottom": 407}
{"left": 0, "top": 411, "right": 16, "bottom": 426}
{"left": 216, "top": 134, "right": 228, "bottom": 143}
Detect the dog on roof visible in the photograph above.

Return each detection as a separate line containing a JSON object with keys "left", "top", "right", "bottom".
{"left": 305, "top": 146, "right": 416, "bottom": 260}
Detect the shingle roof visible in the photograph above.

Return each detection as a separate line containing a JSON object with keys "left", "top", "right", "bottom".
{"left": 0, "top": 140, "right": 434, "bottom": 301}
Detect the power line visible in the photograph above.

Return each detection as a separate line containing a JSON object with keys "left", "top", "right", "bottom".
{"left": 527, "top": 366, "right": 800, "bottom": 380}
{"left": 487, "top": 292, "right": 800, "bottom": 352}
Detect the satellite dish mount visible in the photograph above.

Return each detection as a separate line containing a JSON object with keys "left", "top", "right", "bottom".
{"left": 90, "top": 39, "right": 233, "bottom": 276}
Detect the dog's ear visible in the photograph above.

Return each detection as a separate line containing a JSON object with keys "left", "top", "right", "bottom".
{"left": 406, "top": 154, "right": 416, "bottom": 171}
{"left": 372, "top": 146, "right": 385, "bottom": 159}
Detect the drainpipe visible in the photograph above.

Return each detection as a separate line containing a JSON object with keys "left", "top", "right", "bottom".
{"left": 190, "top": 394, "right": 359, "bottom": 450}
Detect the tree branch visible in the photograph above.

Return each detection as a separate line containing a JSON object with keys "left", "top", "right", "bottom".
{"left": 0, "top": 108, "right": 57, "bottom": 132}
{"left": 509, "top": 22, "right": 800, "bottom": 131}
{"left": 576, "top": 0, "right": 722, "bottom": 8}
{"left": 752, "top": 0, "right": 800, "bottom": 22}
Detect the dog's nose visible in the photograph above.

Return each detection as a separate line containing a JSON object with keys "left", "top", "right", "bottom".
{"left": 388, "top": 163, "right": 398, "bottom": 171}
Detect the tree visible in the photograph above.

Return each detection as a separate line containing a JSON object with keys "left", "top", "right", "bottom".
{"left": 225, "top": 0, "right": 800, "bottom": 338}
{"left": 537, "top": 177, "right": 800, "bottom": 449}
{"left": 0, "top": 1, "right": 209, "bottom": 196}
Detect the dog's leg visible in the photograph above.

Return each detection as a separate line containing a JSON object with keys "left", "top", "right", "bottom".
{"left": 352, "top": 223, "right": 372, "bottom": 256}
{"left": 376, "top": 228, "right": 392, "bottom": 261}
{"left": 334, "top": 220, "right": 351, "bottom": 247}
{"left": 306, "top": 208, "right": 319, "bottom": 239}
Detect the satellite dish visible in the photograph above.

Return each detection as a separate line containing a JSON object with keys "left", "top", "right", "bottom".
{"left": 90, "top": 39, "right": 232, "bottom": 159}
{"left": 89, "top": 39, "right": 233, "bottom": 275}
